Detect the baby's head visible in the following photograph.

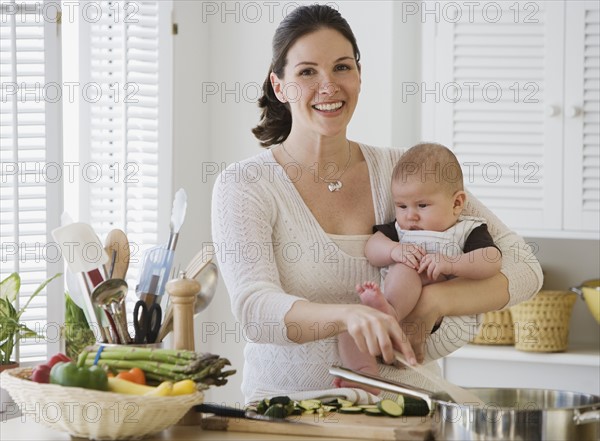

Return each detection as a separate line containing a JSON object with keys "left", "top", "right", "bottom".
{"left": 391, "top": 143, "right": 466, "bottom": 232}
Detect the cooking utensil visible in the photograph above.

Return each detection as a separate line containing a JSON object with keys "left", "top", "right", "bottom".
{"left": 91, "top": 279, "right": 131, "bottom": 344}
{"left": 52, "top": 222, "right": 109, "bottom": 340}
{"left": 103, "top": 229, "right": 130, "bottom": 280}
{"left": 330, "top": 366, "right": 600, "bottom": 440}
{"left": 65, "top": 268, "right": 112, "bottom": 343}
{"left": 167, "top": 188, "right": 187, "bottom": 252}
{"left": 133, "top": 300, "right": 162, "bottom": 344}
{"left": 136, "top": 245, "right": 174, "bottom": 305}
{"left": 394, "top": 351, "right": 484, "bottom": 406}
{"left": 156, "top": 262, "right": 218, "bottom": 342}
{"left": 571, "top": 279, "right": 600, "bottom": 323}
{"left": 195, "top": 403, "right": 294, "bottom": 423}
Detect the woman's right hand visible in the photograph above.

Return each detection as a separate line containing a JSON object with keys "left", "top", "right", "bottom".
{"left": 343, "top": 304, "right": 417, "bottom": 366}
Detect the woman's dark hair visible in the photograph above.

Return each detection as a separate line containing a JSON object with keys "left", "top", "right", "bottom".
{"left": 252, "top": 4, "right": 361, "bottom": 147}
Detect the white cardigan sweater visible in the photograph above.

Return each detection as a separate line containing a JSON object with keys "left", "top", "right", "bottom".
{"left": 211, "top": 144, "right": 543, "bottom": 404}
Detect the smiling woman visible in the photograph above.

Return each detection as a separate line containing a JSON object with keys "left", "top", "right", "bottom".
{"left": 211, "top": 4, "right": 543, "bottom": 405}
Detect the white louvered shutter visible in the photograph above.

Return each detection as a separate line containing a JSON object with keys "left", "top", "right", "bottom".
{"left": 77, "top": 1, "right": 172, "bottom": 304}
{"left": 425, "top": 1, "right": 565, "bottom": 232}
{"left": 564, "top": 1, "right": 600, "bottom": 232}
{"left": 0, "top": 0, "right": 63, "bottom": 363}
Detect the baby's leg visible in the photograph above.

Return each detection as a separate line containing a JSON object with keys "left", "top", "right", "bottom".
{"left": 382, "top": 263, "right": 422, "bottom": 322}
{"left": 335, "top": 332, "right": 380, "bottom": 394}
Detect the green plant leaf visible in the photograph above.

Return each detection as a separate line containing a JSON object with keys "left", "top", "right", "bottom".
{"left": 0, "top": 273, "right": 20, "bottom": 303}
{"left": 18, "top": 272, "right": 62, "bottom": 316}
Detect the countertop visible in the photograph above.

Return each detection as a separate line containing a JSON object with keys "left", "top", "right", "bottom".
{"left": 1, "top": 411, "right": 432, "bottom": 441}
{"left": 0, "top": 418, "right": 351, "bottom": 441}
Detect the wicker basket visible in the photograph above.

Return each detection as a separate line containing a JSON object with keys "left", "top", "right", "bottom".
{"left": 472, "top": 309, "right": 515, "bottom": 345}
{"left": 510, "top": 290, "right": 577, "bottom": 352}
{"left": 0, "top": 367, "right": 204, "bottom": 440}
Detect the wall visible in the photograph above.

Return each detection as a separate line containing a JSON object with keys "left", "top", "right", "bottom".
{"left": 172, "top": 1, "right": 599, "bottom": 406}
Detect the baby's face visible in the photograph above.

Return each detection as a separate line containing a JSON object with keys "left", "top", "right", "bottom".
{"left": 392, "top": 177, "right": 464, "bottom": 232}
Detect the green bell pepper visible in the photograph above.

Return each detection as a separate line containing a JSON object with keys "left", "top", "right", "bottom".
{"left": 49, "top": 351, "right": 108, "bottom": 391}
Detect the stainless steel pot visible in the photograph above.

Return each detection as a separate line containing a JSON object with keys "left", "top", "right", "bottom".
{"left": 330, "top": 366, "right": 600, "bottom": 440}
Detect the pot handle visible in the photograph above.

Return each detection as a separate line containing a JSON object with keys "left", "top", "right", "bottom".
{"left": 329, "top": 366, "right": 434, "bottom": 409}
{"left": 569, "top": 287, "right": 584, "bottom": 298}
{"left": 573, "top": 409, "right": 600, "bottom": 425}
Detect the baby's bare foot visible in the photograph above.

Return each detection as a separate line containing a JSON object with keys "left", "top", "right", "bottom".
{"left": 356, "top": 281, "right": 397, "bottom": 319}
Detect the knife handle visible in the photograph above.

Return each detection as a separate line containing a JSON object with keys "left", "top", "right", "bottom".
{"left": 195, "top": 403, "right": 246, "bottom": 419}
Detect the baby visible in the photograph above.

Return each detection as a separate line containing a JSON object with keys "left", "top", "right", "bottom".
{"left": 336, "top": 143, "right": 502, "bottom": 391}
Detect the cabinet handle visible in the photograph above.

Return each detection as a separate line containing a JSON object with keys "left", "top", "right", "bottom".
{"left": 567, "top": 106, "right": 582, "bottom": 118}
{"left": 545, "top": 106, "right": 560, "bottom": 117}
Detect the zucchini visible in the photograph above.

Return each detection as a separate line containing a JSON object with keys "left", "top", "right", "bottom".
{"left": 269, "top": 396, "right": 291, "bottom": 406}
{"left": 363, "top": 407, "right": 384, "bottom": 416}
{"left": 358, "top": 404, "right": 378, "bottom": 410}
{"left": 396, "top": 394, "right": 430, "bottom": 416}
{"left": 337, "top": 399, "right": 355, "bottom": 408}
{"left": 264, "top": 404, "right": 286, "bottom": 419}
{"left": 377, "top": 399, "right": 403, "bottom": 417}
{"left": 338, "top": 406, "right": 364, "bottom": 414}
{"left": 298, "top": 399, "right": 321, "bottom": 411}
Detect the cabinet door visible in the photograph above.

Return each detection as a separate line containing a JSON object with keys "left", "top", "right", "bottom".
{"left": 564, "top": 1, "right": 600, "bottom": 233}
{"left": 423, "top": 1, "right": 565, "bottom": 232}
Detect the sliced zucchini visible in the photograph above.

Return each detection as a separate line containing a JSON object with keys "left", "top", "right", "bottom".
{"left": 358, "top": 404, "right": 378, "bottom": 410}
{"left": 338, "top": 406, "right": 364, "bottom": 414}
{"left": 377, "top": 399, "right": 403, "bottom": 417}
{"left": 264, "top": 404, "right": 286, "bottom": 419}
{"left": 298, "top": 399, "right": 321, "bottom": 411}
{"left": 256, "top": 399, "right": 269, "bottom": 414}
{"left": 396, "top": 394, "right": 430, "bottom": 416}
{"left": 269, "top": 396, "right": 291, "bottom": 406}
{"left": 321, "top": 405, "right": 338, "bottom": 412}
{"left": 363, "top": 407, "right": 384, "bottom": 416}
{"left": 337, "top": 399, "right": 355, "bottom": 408}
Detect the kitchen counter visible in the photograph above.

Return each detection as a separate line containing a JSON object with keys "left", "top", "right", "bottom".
{"left": 0, "top": 418, "right": 349, "bottom": 441}
{"left": 1, "top": 411, "right": 431, "bottom": 441}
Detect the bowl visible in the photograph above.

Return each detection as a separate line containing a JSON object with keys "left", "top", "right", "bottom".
{"left": 571, "top": 279, "right": 600, "bottom": 324}
{"left": 1, "top": 367, "right": 203, "bottom": 440}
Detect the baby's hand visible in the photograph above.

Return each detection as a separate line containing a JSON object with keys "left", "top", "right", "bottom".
{"left": 418, "top": 254, "right": 452, "bottom": 281}
{"left": 390, "top": 243, "right": 426, "bottom": 269}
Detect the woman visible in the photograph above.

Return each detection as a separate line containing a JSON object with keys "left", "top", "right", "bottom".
{"left": 211, "top": 4, "right": 542, "bottom": 404}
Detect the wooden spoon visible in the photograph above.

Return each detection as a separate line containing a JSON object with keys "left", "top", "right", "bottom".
{"left": 104, "top": 229, "right": 130, "bottom": 279}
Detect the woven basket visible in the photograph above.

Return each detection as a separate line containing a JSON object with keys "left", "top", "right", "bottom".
{"left": 511, "top": 290, "right": 577, "bottom": 352}
{"left": 472, "top": 309, "right": 515, "bottom": 345}
{"left": 0, "top": 367, "right": 204, "bottom": 440}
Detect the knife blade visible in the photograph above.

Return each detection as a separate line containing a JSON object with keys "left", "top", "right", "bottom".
{"left": 195, "top": 403, "right": 296, "bottom": 423}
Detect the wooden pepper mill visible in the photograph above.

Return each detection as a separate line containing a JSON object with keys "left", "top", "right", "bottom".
{"left": 165, "top": 272, "right": 200, "bottom": 351}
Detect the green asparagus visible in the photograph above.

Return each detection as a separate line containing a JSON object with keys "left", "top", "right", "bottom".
{"left": 80, "top": 345, "right": 236, "bottom": 387}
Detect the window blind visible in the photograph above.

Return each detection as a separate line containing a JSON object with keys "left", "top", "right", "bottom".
{"left": 78, "top": 0, "right": 172, "bottom": 310}
{"left": 0, "top": 0, "right": 63, "bottom": 363}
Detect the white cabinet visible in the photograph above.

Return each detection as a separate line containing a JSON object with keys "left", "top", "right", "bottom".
{"left": 422, "top": 0, "right": 599, "bottom": 238}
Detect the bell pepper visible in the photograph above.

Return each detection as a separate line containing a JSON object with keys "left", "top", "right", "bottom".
{"left": 50, "top": 351, "right": 108, "bottom": 391}
{"left": 31, "top": 353, "right": 71, "bottom": 384}
{"left": 116, "top": 367, "right": 146, "bottom": 385}
{"left": 47, "top": 353, "right": 71, "bottom": 368}
{"left": 31, "top": 364, "right": 52, "bottom": 384}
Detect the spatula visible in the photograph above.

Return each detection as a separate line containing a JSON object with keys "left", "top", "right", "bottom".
{"left": 103, "top": 229, "right": 130, "bottom": 280}
{"left": 393, "top": 351, "right": 485, "bottom": 405}
{"left": 52, "top": 222, "right": 110, "bottom": 341}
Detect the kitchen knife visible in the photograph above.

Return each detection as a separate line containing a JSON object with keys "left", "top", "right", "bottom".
{"left": 195, "top": 403, "right": 296, "bottom": 423}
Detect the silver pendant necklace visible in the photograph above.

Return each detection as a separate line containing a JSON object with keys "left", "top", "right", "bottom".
{"left": 281, "top": 141, "right": 352, "bottom": 192}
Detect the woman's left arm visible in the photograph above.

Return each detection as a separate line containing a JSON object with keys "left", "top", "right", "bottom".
{"left": 404, "top": 191, "right": 544, "bottom": 362}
